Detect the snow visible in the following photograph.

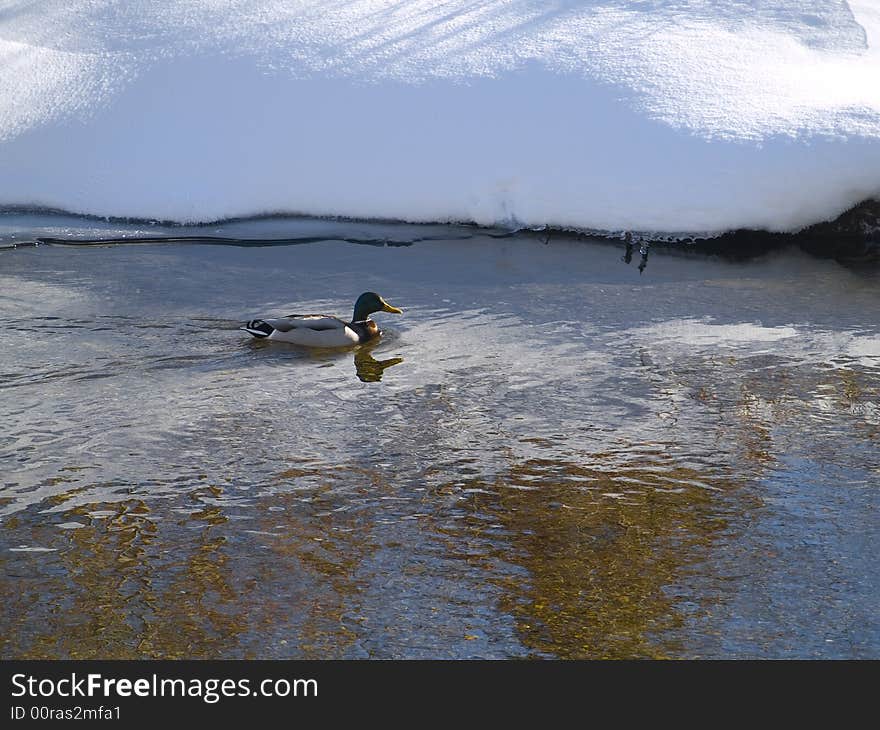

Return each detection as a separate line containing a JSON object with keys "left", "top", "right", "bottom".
{"left": 1, "top": 1, "right": 879, "bottom": 235}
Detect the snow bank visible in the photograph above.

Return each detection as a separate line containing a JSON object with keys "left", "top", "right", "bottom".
{"left": 1, "top": 1, "right": 879, "bottom": 234}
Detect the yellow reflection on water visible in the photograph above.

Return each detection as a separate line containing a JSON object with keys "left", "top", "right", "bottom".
{"left": 3, "top": 347, "right": 875, "bottom": 659}
{"left": 2, "top": 491, "right": 254, "bottom": 659}
{"left": 0, "top": 468, "right": 380, "bottom": 659}
{"left": 4, "top": 500, "right": 158, "bottom": 658}
{"left": 247, "top": 479, "right": 378, "bottom": 659}
{"left": 435, "top": 453, "right": 740, "bottom": 659}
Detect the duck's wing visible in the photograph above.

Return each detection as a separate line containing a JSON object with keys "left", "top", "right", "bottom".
{"left": 266, "top": 315, "right": 347, "bottom": 332}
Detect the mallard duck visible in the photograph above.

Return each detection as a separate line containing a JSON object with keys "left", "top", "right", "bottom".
{"left": 242, "top": 292, "right": 402, "bottom": 347}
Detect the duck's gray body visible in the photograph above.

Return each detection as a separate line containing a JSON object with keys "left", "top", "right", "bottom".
{"left": 242, "top": 292, "right": 400, "bottom": 348}
{"left": 242, "top": 315, "right": 378, "bottom": 347}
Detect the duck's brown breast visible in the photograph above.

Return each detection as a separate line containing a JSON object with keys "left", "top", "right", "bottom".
{"left": 350, "top": 319, "right": 380, "bottom": 342}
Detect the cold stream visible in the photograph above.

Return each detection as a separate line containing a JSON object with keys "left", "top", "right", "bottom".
{"left": 1, "top": 218, "right": 878, "bottom": 658}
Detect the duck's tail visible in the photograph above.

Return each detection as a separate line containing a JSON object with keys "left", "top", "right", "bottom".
{"left": 241, "top": 319, "right": 274, "bottom": 338}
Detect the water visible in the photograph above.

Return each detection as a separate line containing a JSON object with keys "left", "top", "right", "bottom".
{"left": 1, "top": 217, "right": 878, "bottom": 658}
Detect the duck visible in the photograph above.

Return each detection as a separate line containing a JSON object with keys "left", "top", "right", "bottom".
{"left": 241, "top": 291, "right": 402, "bottom": 347}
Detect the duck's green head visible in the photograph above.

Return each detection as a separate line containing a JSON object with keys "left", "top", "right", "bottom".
{"left": 353, "top": 292, "right": 403, "bottom": 322}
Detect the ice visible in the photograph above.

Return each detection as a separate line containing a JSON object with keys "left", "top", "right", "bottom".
{"left": 1, "top": 1, "right": 879, "bottom": 234}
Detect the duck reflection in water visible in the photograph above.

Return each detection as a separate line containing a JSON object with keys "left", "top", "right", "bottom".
{"left": 245, "top": 336, "right": 403, "bottom": 382}
{"left": 354, "top": 340, "right": 404, "bottom": 382}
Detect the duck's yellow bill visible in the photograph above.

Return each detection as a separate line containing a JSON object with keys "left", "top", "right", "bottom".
{"left": 381, "top": 301, "right": 403, "bottom": 314}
